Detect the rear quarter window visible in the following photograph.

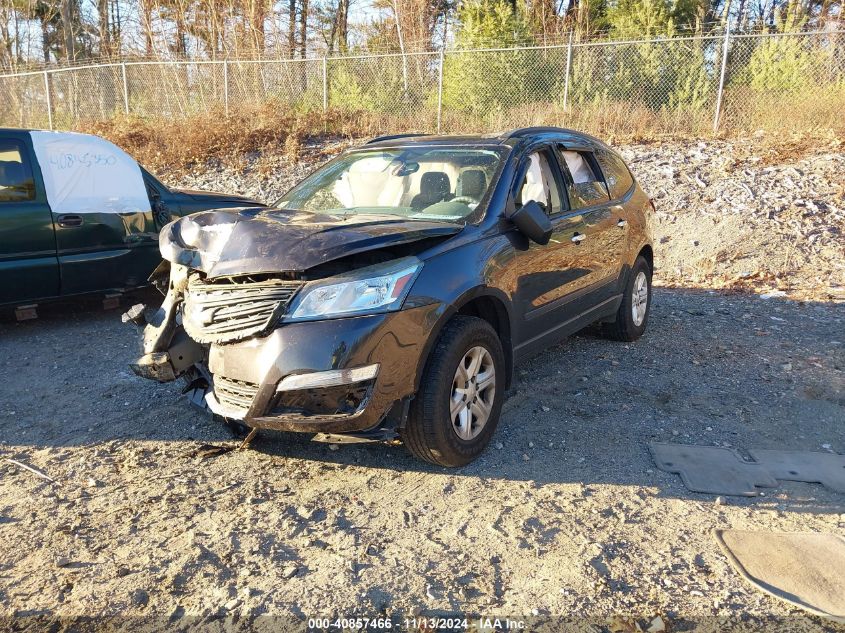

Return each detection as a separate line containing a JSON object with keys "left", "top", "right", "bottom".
{"left": 595, "top": 148, "right": 634, "bottom": 200}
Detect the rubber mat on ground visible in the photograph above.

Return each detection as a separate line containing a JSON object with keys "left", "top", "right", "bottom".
{"left": 748, "top": 449, "right": 845, "bottom": 493}
{"left": 649, "top": 443, "right": 777, "bottom": 496}
{"left": 650, "top": 443, "right": 845, "bottom": 496}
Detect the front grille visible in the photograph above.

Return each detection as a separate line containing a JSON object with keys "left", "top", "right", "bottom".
{"left": 214, "top": 375, "right": 260, "bottom": 413}
{"left": 182, "top": 276, "right": 302, "bottom": 343}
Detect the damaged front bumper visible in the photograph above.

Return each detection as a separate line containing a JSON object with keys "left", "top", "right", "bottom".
{"left": 198, "top": 307, "right": 436, "bottom": 434}
{"left": 128, "top": 275, "right": 440, "bottom": 437}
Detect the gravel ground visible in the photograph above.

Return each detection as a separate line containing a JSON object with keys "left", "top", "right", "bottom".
{"left": 1, "top": 138, "right": 844, "bottom": 631}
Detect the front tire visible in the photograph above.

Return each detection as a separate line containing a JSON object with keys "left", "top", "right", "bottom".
{"left": 402, "top": 316, "right": 505, "bottom": 467}
{"left": 603, "top": 255, "right": 652, "bottom": 342}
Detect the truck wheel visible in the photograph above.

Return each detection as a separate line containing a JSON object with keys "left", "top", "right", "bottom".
{"left": 603, "top": 255, "right": 652, "bottom": 342}
{"left": 402, "top": 316, "right": 505, "bottom": 467}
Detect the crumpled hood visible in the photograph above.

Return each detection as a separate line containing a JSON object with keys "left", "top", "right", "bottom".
{"left": 159, "top": 207, "right": 462, "bottom": 277}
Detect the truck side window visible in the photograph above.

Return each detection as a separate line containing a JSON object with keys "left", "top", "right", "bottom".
{"left": 558, "top": 149, "right": 609, "bottom": 209}
{"left": 517, "top": 151, "right": 562, "bottom": 216}
{"left": 0, "top": 140, "right": 36, "bottom": 202}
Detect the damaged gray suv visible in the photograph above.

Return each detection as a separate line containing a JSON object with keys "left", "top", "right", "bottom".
{"left": 127, "top": 127, "right": 654, "bottom": 466}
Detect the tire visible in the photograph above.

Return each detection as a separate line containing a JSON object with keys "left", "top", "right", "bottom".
{"left": 602, "top": 255, "right": 652, "bottom": 342}
{"left": 402, "top": 315, "right": 506, "bottom": 467}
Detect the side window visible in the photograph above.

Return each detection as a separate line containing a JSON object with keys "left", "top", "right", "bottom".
{"left": 0, "top": 140, "right": 36, "bottom": 202}
{"left": 557, "top": 149, "right": 609, "bottom": 209}
{"left": 517, "top": 151, "right": 562, "bottom": 216}
{"left": 595, "top": 147, "right": 634, "bottom": 200}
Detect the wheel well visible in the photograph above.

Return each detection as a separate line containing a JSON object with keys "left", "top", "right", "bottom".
{"left": 638, "top": 244, "right": 654, "bottom": 272}
{"left": 456, "top": 295, "right": 513, "bottom": 388}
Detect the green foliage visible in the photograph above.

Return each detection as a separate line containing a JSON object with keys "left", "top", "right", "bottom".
{"left": 569, "top": 36, "right": 712, "bottom": 113}
{"left": 455, "top": 0, "right": 534, "bottom": 48}
{"left": 566, "top": 0, "right": 713, "bottom": 114}
{"left": 605, "top": 0, "right": 707, "bottom": 37}
{"left": 735, "top": 36, "right": 823, "bottom": 93}
{"left": 329, "top": 62, "right": 404, "bottom": 112}
{"left": 329, "top": 65, "right": 381, "bottom": 111}
{"left": 440, "top": 0, "right": 555, "bottom": 116}
{"left": 666, "top": 42, "right": 711, "bottom": 111}
{"left": 606, "top": 0, "right": 677, "bottom": 39}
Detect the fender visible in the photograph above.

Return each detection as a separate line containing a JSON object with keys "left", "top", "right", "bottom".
{"left": 410, "top": 284, "right": 516, "bottom": 393}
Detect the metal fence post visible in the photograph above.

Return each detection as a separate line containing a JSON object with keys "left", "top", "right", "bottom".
{"left": 121, "top": 62, "right": 130, "bottom": 114}
{"left": 713, "top": 23, "right": 731, "bottom": 133}
{"left": 43, "top": 71, "right": 53, "bottom": 130}
{"left": 223, "top": 60, "right": 229, "bottom": 115}
{"left": 436, "top": 49, "right": 445, "bottom": 133}
{"left": 563, "top": 30, "right": 574, "bottom": 112}
{"left": 322, "top": 57, "right": 328, "bottom": 111}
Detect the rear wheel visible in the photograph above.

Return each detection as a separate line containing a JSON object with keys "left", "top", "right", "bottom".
{"left": 602, "top": 255, "right": 652, "bottom": 342}
{"left": 402, "top": 316, "right": 505, "bottom": 467}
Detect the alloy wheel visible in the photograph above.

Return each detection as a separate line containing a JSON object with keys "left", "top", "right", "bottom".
{"left": 631, "top": 271, "right": 649, "bottom": 326}
{"left": 450, "top": 345, "right": 496, "bottom": 441}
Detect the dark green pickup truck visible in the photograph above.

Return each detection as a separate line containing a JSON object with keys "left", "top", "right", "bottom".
{"left": 0, "top": 128, "right": 262, "bottom": 309}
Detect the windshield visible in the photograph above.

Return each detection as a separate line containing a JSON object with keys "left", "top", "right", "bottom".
{"left": 276, "top": 147, "right": 503, "bottom": 222}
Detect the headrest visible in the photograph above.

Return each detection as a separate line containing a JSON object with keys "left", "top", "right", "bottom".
{"left": 420, "top": 172, "right": 451, "bottom": 197}
{"left": 458, "top": 169, "right": 486, "bottom": 198}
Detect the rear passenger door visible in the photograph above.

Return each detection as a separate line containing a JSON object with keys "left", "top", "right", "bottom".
{"left": 0, "top": 133, "right": 59, "bottom": 304}
{"left": 555, "top": 145, "right": 626, "bottom": 304}
{"left": 511, "top": 147, "right": 594, "bottom": 345}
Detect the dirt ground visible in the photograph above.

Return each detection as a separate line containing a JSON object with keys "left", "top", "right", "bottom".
{"left": 1, "top": 138, "right": 844, "bottom": 632}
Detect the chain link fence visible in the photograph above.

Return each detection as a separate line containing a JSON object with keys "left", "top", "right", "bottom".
{"left": 0, "top": 30, "right": 842, "bottom": 136}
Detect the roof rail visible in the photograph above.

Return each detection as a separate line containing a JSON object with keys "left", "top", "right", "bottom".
{"left": 498, "top": 126, "right": 574, "bottom": 140}
{"left": 365, "top": 133, "right": 430, "bottom": 145}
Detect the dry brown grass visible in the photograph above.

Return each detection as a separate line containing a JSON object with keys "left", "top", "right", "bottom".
{"left": 83, "top": 103, "right": 383, "bottom": 174}
{"left": 444, "top": 100, "right": 715, "bottom": 144}
{"left": 82, "top": 95, "right": 845, "bottom": 174}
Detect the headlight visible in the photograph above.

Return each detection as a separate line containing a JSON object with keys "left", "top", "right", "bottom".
{"left": 285, "top": 257, "right": 422, "bottom": 321}
{"left": 179, "top": 218, "right": 202, "bottom": 247}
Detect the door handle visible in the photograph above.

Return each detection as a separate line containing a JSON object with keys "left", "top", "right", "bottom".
{"left": 617, "top": 219, "right": 628, "bottom": 228}
{"left": 58, "top": 214, "right": 83, "bottom": 227}
{"left": 571, "top": 233, "right": 586, "bottom": 243}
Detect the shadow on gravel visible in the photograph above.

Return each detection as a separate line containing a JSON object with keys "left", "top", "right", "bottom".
{"left": 1, "top": 287, "right": 843, "bottom": 514}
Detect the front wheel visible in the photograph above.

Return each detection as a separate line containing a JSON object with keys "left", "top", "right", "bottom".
{"left": 402, "top": 316, "right": 505, "bottom": 467}
{"left": 602, "top": 255, "right": 652, "bottom": 342}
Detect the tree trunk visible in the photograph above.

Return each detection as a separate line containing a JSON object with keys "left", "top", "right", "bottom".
{"left": 336, "top": 0, "right": 348, "bottom": 52}
{"left": 98, "top": 0, "right": 111, "bottom": 56}
{"left": 41, "top": 18, "right": 50, "bottom": 63}
{"left": 299, "top": 0, "right": 308, "bottom": 58}
{"left": 139, "top": 0, "right": 154, "bottom": 56}
{"left": 288, "top": 0, "right": 297, "bottom": 56}
{"left": 111, "top": 0, "right": 122, "bottom": 54}
{"left": 252, "top": 0, "right": 266, "bottom": 54}
{"left": 61, "top": 0, "right": 75, "bottom": 61}
{"left": 176, "top": 16, "right": 187, "bottom": 55}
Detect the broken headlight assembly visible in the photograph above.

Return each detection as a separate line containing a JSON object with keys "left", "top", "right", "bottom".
{"left": 284, "top": 256, "right": 422, "bottom": 322}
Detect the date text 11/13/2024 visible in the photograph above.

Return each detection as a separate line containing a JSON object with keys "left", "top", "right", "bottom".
{"left": 307, "top": 616, "right": 528, "bottom": 630}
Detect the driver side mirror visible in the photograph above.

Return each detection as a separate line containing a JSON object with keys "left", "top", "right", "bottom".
{"left": 509, "top": 200, "right": 552, "bottom": 245}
